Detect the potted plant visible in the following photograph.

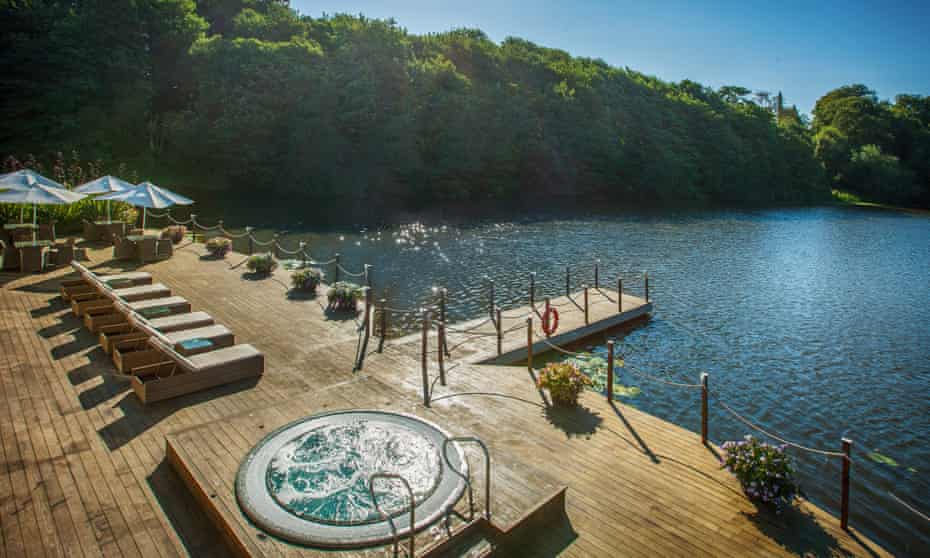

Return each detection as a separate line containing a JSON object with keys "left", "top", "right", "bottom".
{"left": 205, "top": 236, "right": 233, "bottom": 258}
{"left": 326, "top": 281, "right": 363, "bottom": 312}
{"left": 536, "top": 362, "right": 592, "bottom": 406}
{"left": 291, "top": 267, "right": 323, "bottom": 292}
{"left": 246, "top": 252, "right": 277, "bottom": 274}
{"left": 721, "top": 436, "right": 799, "bottom": 512}
{"left": 160, "top": 225, "right": 187, "bottom": 244}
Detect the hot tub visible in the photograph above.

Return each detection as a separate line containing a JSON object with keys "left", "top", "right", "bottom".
{"left": 236, "top": 410, "right": 467, "bottom": 548}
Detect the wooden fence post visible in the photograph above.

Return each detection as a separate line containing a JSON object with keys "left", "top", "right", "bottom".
{"left": 437, "top": 321, "right": 446, "bottom": 386}
{"left": 246, "top": 227, "right": 254, "bottom": 255}
{"left": 583, "top": 284, "right": 589, "bottom": 325}
{"left": 526, "top": 317, "right": 533, "bottom": 373}
{"left": 272, "top": 234, "right": 279, "bottom": 259}
{"left": 421, "top": 309, "right": 431, "bottom": 407}
{"left": 487, "top": 277, "right": 495, "bottom": 319}
{"left": 364, "top": 287, "right": 372, "bottom": 342}
{"left": 701, "top": 373, "right": 709, "bottom": 444}
{"left": 439, "top": 287, "right": 449, "bottom": 356}
{"left": 595, "top": 260, "right": 600, "bottom": 289}
{"left": 544, "top": 297, "right": 551, "bottom": 337}
{"left": 565, "top": 266, "right": 570, "bottom": 296}
{"left": 607, "top": 341, "right": 615, "bottom": 401}
{"left": 365, "top": 264, "right": 373, "bottom": 289}
{"left": 644, "top": 271, "right": 649, "bottom": 302}
{"left": 496, "top": 307, "right": 502, "bottom": 356}
{"left": 190, "top": 214, "right": 198, "bottom": 243}
{"left": 618, "top": 277, "right": 623, "bottom": 312}
{"left": 529, "top": 272, "right": 536, "bottom": 309}
{"left": 333, "top": 253, "right": 341, "bottom": 283}
{"left": 299, "top": 242, "right": 307, "bottom": 267}
{"left": 841, "top": 438, "right": 852, "bottom": 530}
{"left": 378, "top": 299, "right": 387, "bottom": 353}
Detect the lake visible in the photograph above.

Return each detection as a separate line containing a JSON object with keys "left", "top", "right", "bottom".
{"left": 185, "top": 206, "right": 929, "bottom": 554}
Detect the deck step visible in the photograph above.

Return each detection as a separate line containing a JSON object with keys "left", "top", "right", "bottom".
{"left": 419, "top": 518, "right": 496, "bottom": 558}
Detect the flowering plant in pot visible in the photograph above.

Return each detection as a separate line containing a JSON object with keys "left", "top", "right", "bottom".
{"left": 246, "top": 252, "right": 277, "bottom": 274}
{"left": 536, "top": 362, "right": 592, "bottom": 406}
{"left": 160, "top": 225, "right": 187, "bottom": 244}
{"left": 721, "top": 436, "right": 799, "bottom": 511}
{"left": 205, "top": 236, "right": 232, "bottom": 258}
{"left": 326, "top": 281, "right": 363, "bottom": 312}
{"left": 291, "top": 267, "right": 323, "bottom": 292}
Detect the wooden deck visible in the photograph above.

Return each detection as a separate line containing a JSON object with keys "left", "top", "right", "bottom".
{"left": 0, "top": 239, "right": 890, "bottom": 557}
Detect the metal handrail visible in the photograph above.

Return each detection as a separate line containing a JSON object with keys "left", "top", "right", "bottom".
{"left": 369, "top": 473, "right": 415, "bottom": 558}
{"left": 442, "top": 437, "right": 491, "bottom": 522}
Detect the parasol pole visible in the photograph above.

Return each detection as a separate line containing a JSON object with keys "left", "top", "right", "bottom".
{"left": 32, "top": 203, "right": 37, "bottom": 242}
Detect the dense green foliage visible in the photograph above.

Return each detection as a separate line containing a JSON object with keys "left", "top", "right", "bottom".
{"left": 4, "top": 1, "right": 923, "bottom": 214}
{"left": 813, "top": 85, "right": 930, "bottom": 206}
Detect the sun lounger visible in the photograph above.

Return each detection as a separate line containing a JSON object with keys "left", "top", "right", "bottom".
{"left": 71, "top": 283, "right": 172, "bottom": 316}
{"left": 128, "top": 337, "right": 263, "bottom": 404}
{"left": 61, "top": 262, "right": 152, "bottom": 300}
{"left": 84, "top": 296, "right": 192, "bottom": 333}
{"left": 99, "top": 311, "right": 215, "bottom": 354}
{"left": 113, "top": 322, "right": 235, "bottom": 372}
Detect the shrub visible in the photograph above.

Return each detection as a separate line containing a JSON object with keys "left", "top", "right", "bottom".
{"left": 326, "top": 281, "right": 363, "bottom": 312}
{"left": 205, "top": 236, "right": 233, "bottom": 258}
{"left": 160, "top": 225, "right": 187, "bottom": 244}
{"left": 721, "top": 436, "right": 798, "bottom": 511}
{"left": 116, "top": 204, "right": 138, "bottom": 226}
{"left": 536, "top": 362, "right": 591, "bottom": 406}
{"left": 246, "top": 252, "right": 276, "bottom": 273}
{"left": 291, "top": 267, "right": 323, "bottom": 292}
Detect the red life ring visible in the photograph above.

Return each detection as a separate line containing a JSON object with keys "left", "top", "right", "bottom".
{"left": 542, "top": 307, "right": 559, "bottom": 336}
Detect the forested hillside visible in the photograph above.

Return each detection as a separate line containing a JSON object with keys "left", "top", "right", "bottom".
{"left": 2, "top": 1, "right": 923, "bottom": 212}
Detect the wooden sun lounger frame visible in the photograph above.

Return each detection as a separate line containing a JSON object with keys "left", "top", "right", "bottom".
{"left": 128, "top": 338, "right": 264, "bottom": 404}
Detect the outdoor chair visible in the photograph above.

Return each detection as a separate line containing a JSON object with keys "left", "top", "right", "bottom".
{"left": 82, "top": 219, "right": 95, "bottom": 241}
{"left": 112, "top": 234, "right": 135, "bottom": 260}
{"left": 128, "top": 336, "right": 264, "bottom": 404}
{"left": 112, "top": 318, "right": 234, "bottom": 372}
{"left": 99, "top": 310, "right": 215, "bottom": 354}
{"left": 47, "top": 238, "right": 75, "bottom": 268}
{"left": 60, "top": 261, "right": 152, "bottom": 300}
{"left": 83, "top": 295, "right": 191, "bottom": 333}
{"left": 38, "top": 222, "right": 56, "bottom": 242}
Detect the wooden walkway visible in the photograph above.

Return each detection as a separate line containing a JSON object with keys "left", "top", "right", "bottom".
{"left": 0, "top": 240, "right": 890, "bottom": 557}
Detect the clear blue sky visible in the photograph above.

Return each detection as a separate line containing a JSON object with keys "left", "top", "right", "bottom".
{"left": 292, "top": 0, "right": 930, "bottom": 114}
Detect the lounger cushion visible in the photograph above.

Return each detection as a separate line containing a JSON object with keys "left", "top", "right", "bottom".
{"left": 188, "top": 344, "right": 262, "bottom": 372}
{"left": 111, "top": 283, "right": 171, "bottom": 302}
{"left": 164, "top": 324, "right": 232, "bottom": 345}
{"left": 148, "top": 311, "right": 214, "bottom": 333}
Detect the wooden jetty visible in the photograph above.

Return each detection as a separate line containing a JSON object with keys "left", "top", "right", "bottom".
{"left": 0, "top": 239, "right": 890, "bottom": 557}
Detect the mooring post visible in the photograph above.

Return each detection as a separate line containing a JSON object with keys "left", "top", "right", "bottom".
{"left": 644, "top": 271, "right": 649, "bottom": 302}
{"left": 487, "top": 277, "right": 495, "bottom": 320}
{"left": 841, "top": 438, "right": 852, "bottom": 530}
{"left": 595, "top": 259, "right": 600, "bottom": 289}
{"left": 272, "top": 234, "right": 280, "bottom": 259}
{"left": 496, "top": 307, "right": 502, "bottom": 356}
{"left": 190, "top": 214, "right": 198, "bottom": 243}
{"left": 421, "top": 309, "right": 431, "bottom": 406}
{"left": 364, "top": 264, "right": 372, "bottom": 288}
{"left": 378, "top": 298, "right": 388, "bottom": 353}
{"left": 299, "top": 242, "right": 307, "bottom": 268}
{"left": 246, "top": 227, "right": 254, "bottom": 255}
{"left": 617, "top": 277, "right": 623, "bottom": 312}
{"left": 701, "top": 373, "right": 709, "bottom": 444}
{"left": 583, "top": 284, "right": 589, "bottom": 325}
{"left": 529, "top": 272, "right": 536, "bottom": 309}
{"left": 607, "top": 341, "right": 615, "bottom": 401}
{"left": 439, "top": 287, "right": 449, "bottom": 356}
{"left": 526, "top": 317, "right": 533, "bottom": 373}
{"left": 565, "top": 266, "right": 570, "bottom": 296}
{"left": 333, "top": 253, "right": 341, "bottom": 283}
